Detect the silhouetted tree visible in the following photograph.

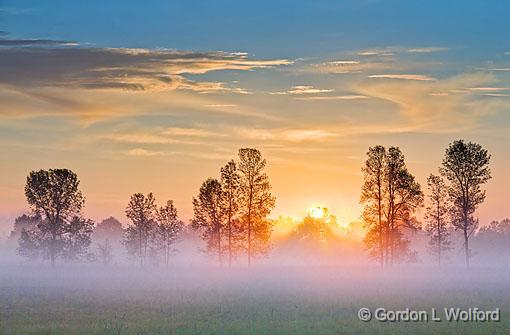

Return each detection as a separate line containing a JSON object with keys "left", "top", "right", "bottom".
{"left": 238, "top": 148, "right": 275, "bottom": 265}
{"left": 424, "top": 174, "right": 452, "bottom": 265}
{"left": 220, "top": 160, "right": 242, "bottom": 267}
{"left": 20, "top": 169, "right": 87, "bottom": 265}
{"left": 191, "top": 178, "right": 224, "bottom": 264}
{"left": 384, "top": 147, "right": 423, "bottom": 265}
{"left": 154, "top": 200, "right": 184, "bottom": 266}
{"left": 440, "top": 140, "right": 491, "bottom": 268}
{"left": 360, "top": 145, "right": 386, "bottom": 267}
{"left": 125, "top": 193, "right": 157, "bottom": 266}
{"left": 360, "top": 146, "right": 423, "bottom": 267}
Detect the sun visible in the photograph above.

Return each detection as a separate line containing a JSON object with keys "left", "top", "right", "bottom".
{"left": 309, "top": 206, "right": 325, "bottom": 219}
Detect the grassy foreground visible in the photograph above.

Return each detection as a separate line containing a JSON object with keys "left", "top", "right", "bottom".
{"left": 0, "top": 264, "right": 509, "bottom": 334}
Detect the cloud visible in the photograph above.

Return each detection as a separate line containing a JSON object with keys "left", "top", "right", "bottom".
{"left": 127, "top": 148, "right": 164, "bottom": 157}
{"left": 406, "top": 47, "right": 448, "bottom": 53}
{"left": 357, "top": 71, "right": 507, "bottom": 132}
{"left": 483, "top": 93, "right": 510, "bottom": 97}
{"left": 0, "top": 41, "right": 290, "bottom": 92}
{"left": 271, "top": 85, "right": 334, "bottom": 95}
{"left": 368, "top": 74, "right": 436, "bottom": 81}
{"left": 0, "top": 38, "right": 77, "bottom": 47}
{"left": 163, "top": 127, "right": 225, "bottom": 138}
{"left": 234, "top": 127, "right": 337, "bottom": 142}
{"left": 204, "top": 104, "right": 237, "bottom": 108}
{"left": 294, "top": 95, "right": 368, "bottom": 101}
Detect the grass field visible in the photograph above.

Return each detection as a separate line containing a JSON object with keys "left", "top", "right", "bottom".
{"left": 1, "top": 264, "right": 509, "bottom": 334}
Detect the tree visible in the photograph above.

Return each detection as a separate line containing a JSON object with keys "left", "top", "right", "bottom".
{"left": 93, "top": 216, "right": 124, "bottom": 259}
{"left": 154, "top": 200, "right": 184, "bottom": 266}
{"left": 96, "top": 238, "right": 113, "bottom": 266}
{"left": 238, "top": 148, "right": 275, "bottom": 265}
{"left": 125, "top": 192, "right": 157, "bottom": 266}
{"left": 191, "top": 178, "right": 224, "bottom": 264}
{"left": 21, "top": 169, "right": 87, "bottom": 265}
{"left": 424, "top": 174, "right": 452, "bottom": 265}
{"left": 220, "top": 160, "right": 242, "bottom": 267}
{"left": 384, "top": 147, "right": 423, "bottom": 265}
{"left": 440, "top": 140, "right": 491, "bottom": 268}
{"left": 94, "top": 216, "right": 123, "bottom": 243}
{"left": 360, "top": 145, "right": 386, "bottom": 267}
{"left": 360, "top": 146, "right": 423, "bottom": 267}
{"left": 9, "top": 213, "right": 42, "bottom": 242}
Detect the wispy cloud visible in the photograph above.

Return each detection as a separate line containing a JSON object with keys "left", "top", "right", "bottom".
{"left": 294, "top": 95, "right": 368, "bottom": 101}
{"left": 406, "top": 47, "right": 448, "bottom": 53}
{"left": 368, "top": 74, "right": 436, "bottom": 81}
{"left": 127, "top": 148, "right": 164, "bottom": 157}
{"left": 271, "top": 85, "right": 334, "bottom": 95}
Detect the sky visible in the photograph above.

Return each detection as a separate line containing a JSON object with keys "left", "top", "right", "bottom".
{"left": 1, "top": 0, "right": 510, "bottom": 235}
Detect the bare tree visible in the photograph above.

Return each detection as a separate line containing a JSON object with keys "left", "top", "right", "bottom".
{"left": 424, "top": 174, "right": 452, "bottom": 265}
{"left": 125, "top": 193, "right": 157, "bottom": 267}
{"left": 238, "top": 148, "right": 275, "bottom": 265}
{"left": 440, "top": 140, "right": 491, "bottom": 268}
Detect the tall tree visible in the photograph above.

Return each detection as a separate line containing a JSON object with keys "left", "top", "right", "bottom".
{"left": 155, "top": 200, "right": 184, "bottom": 266}
{"left": 220, "top": 160, "right": 241, "bottom": 267}
{"left": 191, "top": 178, "right": 225, "bottom": 264}
{"left": 424, "top": 174, "right": 452, "bottom": 265}
{"left": 360, "top": 145, "right": 386, "bottom": 267}
{"left": 125, "top": 192, "right": 157, "bottom": 266}
{"left": 21, "top": 169, "right": 87, "bottom": 266}
{"left": 238, "top": 148, "right": 275, "bottom": 265}
{"left": 384, "top": 147, "right": 423, "bottom": 265}
{"left": 360, "top": 146, "right": 423, "bottom": 267}
{"left": 440, "top": 140, "right": 491, "bottom": 268}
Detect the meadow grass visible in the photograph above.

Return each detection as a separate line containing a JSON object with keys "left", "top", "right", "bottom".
{"left": 0, "top": 264, "right": 509, "bottom": 334}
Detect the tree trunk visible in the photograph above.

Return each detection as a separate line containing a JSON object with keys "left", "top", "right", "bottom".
{"left": 463, "top": 225, "right": 470, "bottom": 268}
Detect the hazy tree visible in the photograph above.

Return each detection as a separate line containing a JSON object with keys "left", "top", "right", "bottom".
{"left": 440, "top": 140, "right": 491, "bottom": 267}
{"left": 293, "top": 209, "right": 337, "bottom": 244}
{"left": 9, "top": 213, "right": 42, "bottom": 242}
{"left": 155, "top": 200, "right": 184, "bottom": 266}
{"left": 94, "top": 217, "right": 123, "bottom": 242}
{"left": 360, "top": 146, "right": 423, "bottom": 267}
{"left": 21, "top": 169, "right": 86, "bottom": 265}
{"left": 238, "top": 148, "right": 275, "bottom": 265}
{"left": 220, "top": 160, "right": 242, "bottom": 267}
{"left": 360, "top": 145, "right": 386, "bottom": 267}
{"left": 424, "top": 174, "right": 452, "bottom": 265}
{"left": 191, "top": 178, "right": 225, "bottom": 264}
{"left": 384, "top": 147, "right": 423, "bottom": 265}
{"left": 125, "top": 192, "right": 157, "bottom": 266}
{"left": 96, "top": 238, "right": 113, "bottom": 266}
{"left": 62, "top": 216, "right": 94, "bottom": 260}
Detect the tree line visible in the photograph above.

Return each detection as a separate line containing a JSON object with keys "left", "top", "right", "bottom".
{"left": 10, "top": 141, "right": 494, "bottom": 268}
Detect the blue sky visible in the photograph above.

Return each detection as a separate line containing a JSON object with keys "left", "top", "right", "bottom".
{"left": 1, "top": 0, "right": 509, "bottom": 232}
{"left": 2, "top": 0, "right": 509, "bottom": 59}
